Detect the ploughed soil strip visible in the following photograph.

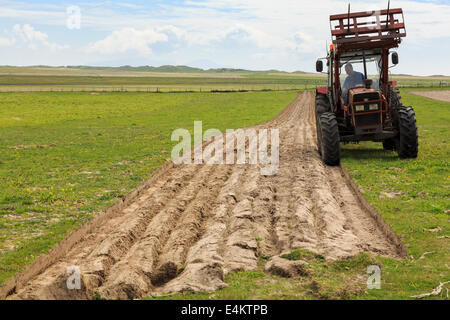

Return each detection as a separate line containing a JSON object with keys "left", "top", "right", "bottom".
{"left": 410, "top": 90, "right": 450, "bottom": 102}
{"left": 3, "top": 92, "right": 404, "bottom": 300}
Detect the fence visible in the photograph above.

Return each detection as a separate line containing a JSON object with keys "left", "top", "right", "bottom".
{"left": 0, "top": 80, "right": 448, "bottom": 93}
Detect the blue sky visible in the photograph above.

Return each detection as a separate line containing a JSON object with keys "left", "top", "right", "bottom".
{"left": 0, "top": 0, "right": 449, "bottom": 75}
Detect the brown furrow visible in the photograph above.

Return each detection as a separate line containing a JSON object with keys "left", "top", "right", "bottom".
{"left": 222, "top": 166, "right": 262, "bottom": 274}
{"left": 154, "top": 164, "right": 233, "bottom": 280}
{"left": 96, "top": 164, "right": 218, "bottom": 299}
{"left": 159, "top": 164, "right": 250, "bottom": 294}
{"left": 252, "top": 178, "right": 279, "bottom": 258}
{"left": 270, "top": 92, "right": 310, "bottom": 254}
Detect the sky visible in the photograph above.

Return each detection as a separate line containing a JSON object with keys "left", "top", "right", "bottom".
{"left": 0, "top": 0, "right": 449, "bottom": 75}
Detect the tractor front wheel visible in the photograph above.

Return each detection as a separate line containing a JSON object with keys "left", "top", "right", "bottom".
{"left": 396, "top": 106, "right": 418, "bottom": 158}
{"left": 317, "top": 112, "right": 341, "bottom": 166}
{"left": 315, "top": 96, "right": 331, "bottom": 115}
{"left": 315, "top": 94, "right": 331, "bottom": 156}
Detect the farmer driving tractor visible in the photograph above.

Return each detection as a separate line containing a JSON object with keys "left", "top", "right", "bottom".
{"left": 343, "top": 63, "right": 365, "bottom": 103}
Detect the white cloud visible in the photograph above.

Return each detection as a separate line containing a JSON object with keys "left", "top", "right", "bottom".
{"left": 156, "top": 25, "right": 186, "bottom": 40}
{"left": 14, "top": 24, "right": 47, "bottom": 42}
{"left": 0, "top": 36, "right": 13, "bottom": 46}
{"left": 115, "top": 2, "right": 144, "bottom": 10}
{"left": 11, "top": 24, "right": 68, "bottom": 50}
{"left": 293, "top": 31, "right": 324, "bottom": 55}
{"left": 223, "top": 24, "right": 295, "bottom": 50}
{"left": 87, "top": 27, "right": 169, "bottom": 55}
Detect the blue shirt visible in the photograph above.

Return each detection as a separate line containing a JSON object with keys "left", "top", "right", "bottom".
{"left": 343, "top": 71, "right": 365, "bottom": 90}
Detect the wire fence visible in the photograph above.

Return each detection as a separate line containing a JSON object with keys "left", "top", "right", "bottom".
{"left": 396, "top": 82, "right": 449, "bottom": 88}
{"left": 0, "top": 80, "right": 448, "bottom": 93}
{"left": 0, "top": 85, "right": 320, "bottom": 93}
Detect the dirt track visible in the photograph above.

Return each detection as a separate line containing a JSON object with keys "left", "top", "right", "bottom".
{"left": 6, "top": 92, "right": 403, "bottom": 300}
{"left": 410, "top": 90, "right": 450, "bottom": 102}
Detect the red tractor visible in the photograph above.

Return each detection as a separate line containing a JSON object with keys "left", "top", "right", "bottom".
{"left": 315, "top": 6, "right": 418, "bottom": 165}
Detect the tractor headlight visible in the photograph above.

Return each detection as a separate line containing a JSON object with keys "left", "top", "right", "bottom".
{"left": 355, "top": 105, "right": 365, "bottom": 112}
{"left": 369, "top": 103, "right": 379, "bottom": 111}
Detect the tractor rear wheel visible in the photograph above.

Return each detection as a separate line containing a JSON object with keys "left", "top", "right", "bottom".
{"left": 396, "top": 106, "right": 418, "bottom": 158}
{"left": 317, "top": 112, "right": 340, "bottom": 166}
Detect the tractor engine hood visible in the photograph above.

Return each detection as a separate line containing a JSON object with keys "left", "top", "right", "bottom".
{"left": 349, "top": 87, "right": 378, "bottom": 97}
{"left": 349, "top": 88, "right": 381, "bottom": 105}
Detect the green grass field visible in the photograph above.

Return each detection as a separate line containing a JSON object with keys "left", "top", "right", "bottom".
{"left": 0, "top": 68, "right": 448, "bottom": 93}
{"left": 0, "top": 85, "right": 448, "bottom": 299}
{"left": 0, "top": 74, "right": 325, "bottom": 92}
{"left": 339, "top": 90, "right": 449, "bottom": 299}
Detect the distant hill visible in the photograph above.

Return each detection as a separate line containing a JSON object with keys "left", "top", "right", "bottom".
{"left": 17, "top": 65, "right": 301, "bottom": 74}
{"left": 1, "top": 65, "right": 447, "bottom": 77}
{"left": 207, "top": 68, "right": 251, "bottom": 73}
{"left": 64, "top": 65, "right": 205, "bottom": 73}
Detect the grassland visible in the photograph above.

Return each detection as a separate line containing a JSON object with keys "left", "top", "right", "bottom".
{"left": 0, "top": 74, "right": 324, "bottom": 92}
{"left": 0, "top": 66, "right": 448, "bottom": 93}
{"left": 340, "top": 90, "right": 449, "bottom": 299}
{"left": 0, "top": 90, "right": 297, "bottom": 285}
